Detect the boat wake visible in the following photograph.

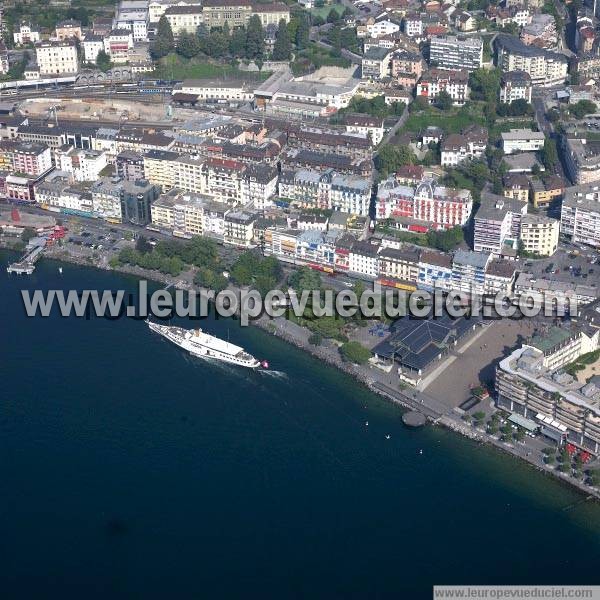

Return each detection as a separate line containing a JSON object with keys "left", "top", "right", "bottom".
{"left": 259, "top": 369, "right": 287, "bottom": 379}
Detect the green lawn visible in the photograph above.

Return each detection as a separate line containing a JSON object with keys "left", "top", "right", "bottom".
{"left": 400, "top": 107, "right": 485, "bottom": 136}
{"left": 309, "top": 5, "right": 343, "bottom": 19}
{"left": 152, "top": 54, "right": 271, "bottom": 82}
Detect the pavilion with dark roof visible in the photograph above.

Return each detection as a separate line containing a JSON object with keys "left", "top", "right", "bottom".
{"left": 372, "top": 312, "right": 482, "bottom": 385}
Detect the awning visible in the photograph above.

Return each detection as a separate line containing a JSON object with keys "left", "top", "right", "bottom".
{"left": 508, "top": 413, "right": 539, "bottom": 432}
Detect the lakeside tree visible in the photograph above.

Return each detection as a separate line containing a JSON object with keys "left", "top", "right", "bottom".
{"left": 95, "top": 50, "right": 111, "bottom": 72}
{"left": 272, "top": 19, "right": 292, "bottom": 61}
{"left": 230, "top": 251, "right": 282, "bottom": 295}
{"left": 339, "top": 341, "right": 371, "bottom": 365}
{"left": 288, "top": 266, "right": 321, "bottom": 294}
{"left": 245, "top": 15, "right": 264, "bottom": 59}
{"left": 194, "top": 267, "right": 229, "bottom": 294}
{"left": 151, "top": 16, "right": 175, "bottom": 59}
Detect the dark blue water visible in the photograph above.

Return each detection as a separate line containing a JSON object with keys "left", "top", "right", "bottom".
{"left": 1, "top": 252, "right": 599, "bottom": 599}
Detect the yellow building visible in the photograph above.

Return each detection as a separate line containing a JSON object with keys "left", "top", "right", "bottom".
{"left": 503, "top": 173, "right": 529, "bottom": 203}
{"left": 530, "top": 177, "right": 564, "bottom": 208}
{"left": 143, "top": 149, "right": 179, "bottom": 191}
{"left": 151, "top": 189, "right": 213, "bottom": 237}
{"left": 519, "top": 213, "right": 559, "bottom": 256}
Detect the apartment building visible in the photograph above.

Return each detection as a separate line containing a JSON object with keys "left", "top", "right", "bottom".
{"left": 82, "top": 35, "right": 104, "bottom": 64}
{"left": 495, "top": 34, "right": 568, "bottom": 87}
{"left": 561, "top": 183, "right": 600, "bottom": 247}
{"left": 378, "top": 246, "right": 420, "bottom": 284}
{"left": 91, "top": 177, "right": 125, "bottom": 222}
{"left": 429, "top": 35, "right": 483, "bottom": 72}
{"left": 440, "top": 126, "right": 488, "bottom": 167}
{"left": 114, "top": 2, "right": 149, "bottom": 41}
{"left": 376, "top": 177, "right": 473, "bottom": 228}
{"left": 103, "top": 29, "right": 134, "bottom": 63}
{"left": 499, "top": 70, "right": 533, "bottom": 104}
{"left": 391, "top": 51, "right": 423, "bottom": 79}
{"left": 503, "top": 173, "right": 530, "bottom": 202}
{"left": 563, "top": 136, "right": 600, "bottom": 185}
{"left": 164, "top": 5, "right": 203, "bottom": 37}
{"left": 117, "top": 151, "right": 145, "bottom": 182}
{"left": 530, "top": 176, "right": 564, "bottom": 208}
{"left": 343, "top": 114, "right": 385, "bottom": 145}
{"left": 279, "top": 168, "right": 371, "bottom": 216}
{"left": 514, "top": 273, "right": 598, "bottom": 305}
{"left": 13, "top": 23, "right": 40, "bottom": 45}
{"left": 496, "top": 339, "right": 600, "bottom": 454}
{"left": 349, "top": 240, "right": 380, "bottom": 278}
{"left": 253, "top": 3, "right": 290, "bottom": 27}
{"left": 57, "top": 147, "right": 108, "bottom": 182}
{"left": 416, "top": 69, "right": 469, "bottom": 106}
{"left": 361, "top": 47, "right": 393, "bottom": 80}
{"left": 418, "top": 250, "right": 453, "bottom": 291}
{"left": 501, "top": 129, "right": 545, "bottom": 154}
{"left": 151, "top": 189, "right": 214, "bottom": 237}
{"left": 473, "top": 193, "right": 527, "bottom": 256}
{"left": 55, "top": 19, "right": 83, "bottom": 41}
{"left": 224, "top": 210, "right": 257, "bottom": 247}
{"left": 35, "top": 40, "right": 79, "bottom": 75}
{"left": 0, "top": 141, "right": 52, "bottom": 177}
{"left": 519, "top": 213, "right": 559, "bottom": 256}
{"left": 142, "top": 149, "right": 179, "bottom": 190}
{"left": 451, "top": 249, "right": 491, "bottom": 296}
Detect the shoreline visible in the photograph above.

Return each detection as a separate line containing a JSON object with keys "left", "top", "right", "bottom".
{"left": 6, "top": 245, "right": 600, "bottom": 504}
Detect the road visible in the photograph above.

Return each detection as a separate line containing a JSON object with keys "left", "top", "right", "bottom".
{"left": 532, "top": 89, "right": 568, "bottom": 182}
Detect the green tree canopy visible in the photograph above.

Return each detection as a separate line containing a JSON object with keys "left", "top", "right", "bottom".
{"left": 177, "top": 31, "right": 201, "bottom": 58}
{"left": 151, "top": 15, "right": 175, "bottom": 59}
{"left": 95, "top": 49, "right": 111, "bottom": 72}
{"left": 245, "top": 14, "right": 264, "bottom": 59}
{"left": 339, "top": 341, "right": 371, "bottom": 364}
{"left": 375, "top": 145, "right": 417, "bottom": 178}
{"left": 272, "top": 19, "right": 292, "bottom": 60}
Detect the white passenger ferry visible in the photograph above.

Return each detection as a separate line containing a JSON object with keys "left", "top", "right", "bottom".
{"left": 147, "top": 321, "right": 268, "bottom": 369}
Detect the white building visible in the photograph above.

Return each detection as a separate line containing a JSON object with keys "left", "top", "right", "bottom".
{"left": 416, "top": 69, "right": 469, "bottom": 106}
{"left": 499, "top": 70, "right": 533, "bottom": 104}
{"left": 429, "top": 35, "right": 483, "bottom": 72}
{"left": 164, "top": 5, "right": 203, "bottom": 37}
{"left": 114, "top": 5, "right": 149, "bottom": 41}
{"left": 367, "top": 19, "right": 401, "bottom": 39}
{"left": 343, "top": 114, "right": 385, "bottom": 145}
{"left": 13, "top": 23, "right": 40, "bottom": 46}
{"left": 501, "top": 129, "right": 546, "bottom": 154}
{"left": 91, "top": 177, "right": 124, "bottom": 222}
{"left": 561, "top": 183, "right": 600, "bottom": 247}
{"left": 349, "top": 240, "right": 380, "bottom": 277}
{"left": 82, "top": 35, "right": 104, "bottom": 64}
{"left": 57, "top": 147, "right": 108, "bottom": 182}
{"left": 35, "top": 40, "right": 79, "bottom": 75}
{"left": 104, "top": 30, "right": 135, "bottom": 63}
{"left": 176, "top": 79, "right": 254, "bottom": 102}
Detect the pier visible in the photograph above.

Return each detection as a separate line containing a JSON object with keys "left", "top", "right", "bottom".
{"left": 7, "top": 241, "right": 46, "bottom": 275}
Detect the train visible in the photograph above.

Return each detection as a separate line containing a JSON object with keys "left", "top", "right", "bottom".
{"left": 0, "top": 75, "right": 78, "bottom": 93}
